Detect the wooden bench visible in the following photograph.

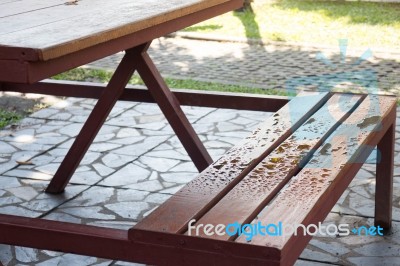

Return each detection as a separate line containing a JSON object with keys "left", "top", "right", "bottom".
{"left": 0, "top": 92, "right": 396, "bottom": 265}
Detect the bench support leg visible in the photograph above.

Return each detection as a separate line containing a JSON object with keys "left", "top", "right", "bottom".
{"left": 375, "top": 123, "right": 395, "bottom": 231}
{"left": 135, "top": 52, "right": 213, "bottom": 172}
{"left": 45, "top": 43, "right": 150, "bottom": 194}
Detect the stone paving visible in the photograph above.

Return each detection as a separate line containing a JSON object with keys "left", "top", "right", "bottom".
{"left": 0, "top": 96, "right": 399, "bottom": 265}
{"left": 1, "top": 37, "right": 400, "bottom": 265}
{"left": 88, "top": 37, "right": 400, "bottom": 96}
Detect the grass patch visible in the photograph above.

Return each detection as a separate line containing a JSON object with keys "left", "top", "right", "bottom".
{"left": 52, "top": 68, "right": 289, "bottom": 96}
{"left": 163, "top": 78, "right": 289, "bottom": 96}
{"left": 182, "top": 0, "right": 400, "bottom": 49}
{"left": 52, "top": 68, "right": 114, "bottom": 83}
{"left": 0, "top": 109, "right": 22, "bottom": 129}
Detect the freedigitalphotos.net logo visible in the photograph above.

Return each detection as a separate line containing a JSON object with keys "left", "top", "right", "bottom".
{"left": 285, "top": 39, "right": 382, "bottom": 168}
{"left": 188, "top": 219, "right": 384, "bottom": 241}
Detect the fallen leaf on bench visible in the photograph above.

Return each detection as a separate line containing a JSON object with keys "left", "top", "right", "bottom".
{"left": 16, "top": 160, "right": 34, "bottom": 165}
{"left": 65, "top": 0, "right": 79, "bottom": 5}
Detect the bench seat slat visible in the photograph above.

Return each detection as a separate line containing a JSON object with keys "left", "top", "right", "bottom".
{"left": 235, "top": 95, "right": 396, "bottom": 264}
{"left": 133, "top": 92, "right": 329, "bottom": 234}
{"left": 190, "top": 94, "right": 363, "bottom": 240}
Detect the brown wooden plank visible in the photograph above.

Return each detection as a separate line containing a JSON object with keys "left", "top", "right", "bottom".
{"left": 0, "top": 60, "right": 29, "bottom": 83}
{"left": 375, "top": 123, "right": 396, "bottom": 230}
{"left": 3, "top": 80, "right": 289, "bottom": 111}
{"left": 0, "top": 47, "right": 39, "bottom": 61}
{"left": 130, "top": 229, "right": 280, "bottom": 265}
{"left": 0, "top": 0, "right": 63, "bottom": 18}
{"left": 132, "top": 92, "right": 330, "bottom": 235}
{"left": 191, "top": 94, "right": 363, "bottom": 240}
{"left": 235, "top": 95, "right": 397, "bottom": 265}
{"left": 0, "top": 0, "right": 231, "bottom": 61}
{"left": 0, "top": 214, "right": 279, "bottom": 265}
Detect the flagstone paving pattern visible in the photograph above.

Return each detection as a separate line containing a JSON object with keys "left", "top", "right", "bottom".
{"left": 0, "top": 95, "right": 399, "bottom": 265}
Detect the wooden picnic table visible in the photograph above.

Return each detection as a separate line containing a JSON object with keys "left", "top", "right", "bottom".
{"left": 1, "top": 1, "right": 395, "bottom": 265}
{"left": 0, "top": 0, "right": 283, "bottom": 260}
{"left": 0, "top": 0, "right": 287, "bottom": 193}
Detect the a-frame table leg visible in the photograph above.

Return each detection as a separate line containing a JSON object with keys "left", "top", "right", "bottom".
{"left": 46, "top": 43, "right": 150, "bottom": 194}
{"left": 135, "top": 52, "right": 212, "bottom": 172}
{"left": 46, "top": 41, "right": 213, "bottom": 193}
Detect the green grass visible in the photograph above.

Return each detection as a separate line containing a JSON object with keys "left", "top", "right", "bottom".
{"left": 183, "top": 0, "right": 400, "bottom": 49}
{"left": 0, "top": 109, "right": 22, "bottom": 129}
{"left": 52, "top": 68, "right": 114, "bottom": 83}
{"left": 52, "top": 68, "right": 289, "bottom": 96}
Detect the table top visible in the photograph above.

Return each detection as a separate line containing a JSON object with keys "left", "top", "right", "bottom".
{"left": 0, "top": 0, "right": 229, "bottom": 61}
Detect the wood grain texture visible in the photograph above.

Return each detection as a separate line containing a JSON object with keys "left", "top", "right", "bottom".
{"left": 235, "top": 95, "right": 396, "bottom": 262}
{"left": 191, "top": 94, "right": 363, "bottom": 240}
{"left": 0, "top": 0, "right": 63, "bottom": 18}
{"left": 0, "top": 0, "right": 22, "bottom": 5}
{"left": 0, "top": 0, "right": 231, "bottom": 61}
{"left": 132, "top": 92, "right": 330, "bottom": 235}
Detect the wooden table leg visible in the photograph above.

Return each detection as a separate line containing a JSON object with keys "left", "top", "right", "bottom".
{"left": 46, "top": 43, "right": 150, "bottom": 194}
{"left": 375, "top": 122, "right": 396, "bottom": 231}
{"left": 46, "top": 41, "right": 212, "bottom": 193}
{"left": 136, "top": 52, "right": 212, "bottom": 172}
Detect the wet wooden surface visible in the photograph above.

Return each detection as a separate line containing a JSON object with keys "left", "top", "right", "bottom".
{"left": 132, "top": 93, "right": 397, "bottom": 259}
{"left": 234, "top": 95, "right": 396, "bottom": 264}
{"left": 0, "top": 0, "right": 230, "bottom": 61}
{"left": 134, "top": 92, "right": 330, "bottom": 234}
{"left": 192, "top": 94, "right": 363, "bottom": 240}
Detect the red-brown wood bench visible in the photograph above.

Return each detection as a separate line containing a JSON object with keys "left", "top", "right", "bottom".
{"left": 0, "top": 92, "right": 396, "bottom": 265}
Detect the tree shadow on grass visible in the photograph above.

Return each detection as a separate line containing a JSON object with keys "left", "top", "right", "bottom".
{"left": 233, "top": 8, "right": 262, "bottom": 40}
